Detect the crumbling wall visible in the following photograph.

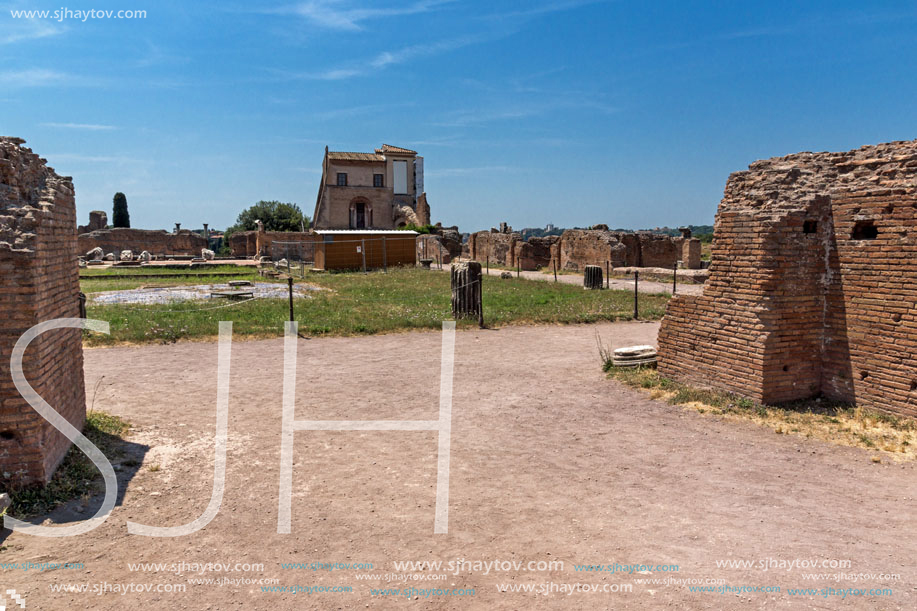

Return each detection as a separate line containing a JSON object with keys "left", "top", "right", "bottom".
{"left": 558, "top": 230, "right": 627, "bottom": 270}
{"left": 682, "top": 238, "right": 702, "bottom": 269}
{"left": 77, "top": 210, "right": 107, "bottom": 234}
{"left": 464, "top": 231, "right": 520, "bottom": 267}
{"left": 515, "top": 236, "right": 559, "bottom": 270}
{"left": 0, "top": 137, "right": 85, "bottom": 485}
{"left": 636, "top": 233, "right": 681, "bottom": 267}
{"left": 436, "top": 227, "right": 462, "bottom": 261}
{"left": 556, "top": 230, "right": 681, "bottom": 270}
{"left": 659, "top": 140, "right": 917, "bottom": 418}
{"left": 78, "top": 228, "right": 207, "bottom": 257}
{"left": 229, "top": 230, "right": 258, "bottom": 257}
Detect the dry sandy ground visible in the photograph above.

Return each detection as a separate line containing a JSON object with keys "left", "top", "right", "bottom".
{"left": 2, "top": 321, "right": 914, "bottom": 610}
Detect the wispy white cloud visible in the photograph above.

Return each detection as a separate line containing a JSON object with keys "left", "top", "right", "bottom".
{"left": 273, "top": 0, "right": 455, "bottom": 31}
{"left": 134, "top": 40, "right": 190, "bottom": 68}
{"left": 41, "top": 122, "right": 117, "bottom": 131}
{"left": 427, "top": 165, "right": 529, "bottom": 177}
{"left": 370, "top": 34, "right": 486, "bottom": 68}
{"left": 314, "top": 104, "right": 393, "bottom": 120}
{"left": 435, "top": 106, "right": 546, "bottom": 128}
{"left": 0, "top": 69, "right": 72, "bottom": 88}
{"left": 435, "top": 98, "right": 618, "bottom": 128}
{"left": 278, "top": 30, "right": 500, "bottom": 81}
{"left": 0, "top": 9, "right": 66, "bottom": 44}
{"left": 482, "top": 0, "right": 609, "bottom": 22}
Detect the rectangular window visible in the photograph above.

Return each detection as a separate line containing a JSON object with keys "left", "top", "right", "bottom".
{"left": 373, "top": 173, "right": 384, "bottom": 187}
{"left": 336, "top": 173, "right": 347, "bottom": 186}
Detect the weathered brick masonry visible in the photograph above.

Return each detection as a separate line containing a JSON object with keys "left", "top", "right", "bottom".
{"left": 78, "top": 227, "right": 207, "bottom": 257}
{"left": 462, "top": 228, "right": 684, "bottom": 271}
{"left": 658, "top": 140, "right": 917, "bottom": 418}
{"left": 0, "top": 137, "right": 85, "bottom": 485}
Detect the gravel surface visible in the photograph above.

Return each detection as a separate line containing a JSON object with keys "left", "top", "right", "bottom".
{"left": 2, "top": 321, "right": 913, "bottom": 609}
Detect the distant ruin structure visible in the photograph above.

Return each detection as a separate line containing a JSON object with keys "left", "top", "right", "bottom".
{"left": 76, "top": 210, "right": 107, "bottom": 234}
{"left": 77, "top": 227, "right": 207, "bottom": 258}
{"left": 462, "top": 227, "right": 687, "bottom": 271}
{"left": 0, "top": 137, "right": 85, "bottom": 485}
{"left": 658, "top": 140, "right": 917, "bottom": 418}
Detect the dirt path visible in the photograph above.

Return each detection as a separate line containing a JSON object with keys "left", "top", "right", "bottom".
{"left": 2, "top": 322, "right": 913, "bottom": 610}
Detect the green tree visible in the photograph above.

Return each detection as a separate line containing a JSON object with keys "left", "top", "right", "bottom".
{"left": 112, "top": 192, "right": 130, "bottom": 228}
{"left": 228, "top": 201, "right": 308, "bottom": 233}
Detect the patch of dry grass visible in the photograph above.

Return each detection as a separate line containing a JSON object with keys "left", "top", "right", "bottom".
{"left": 606, "top": 365, "right": 916, "bottom": 461}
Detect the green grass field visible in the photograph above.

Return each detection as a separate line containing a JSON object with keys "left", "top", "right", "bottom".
{"left": 81, "top": 266, "right": 670, "bottom": 346}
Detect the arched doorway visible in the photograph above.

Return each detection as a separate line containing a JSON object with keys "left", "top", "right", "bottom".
{"left": 349, "top": 200, "right": 372, "bottom": 229}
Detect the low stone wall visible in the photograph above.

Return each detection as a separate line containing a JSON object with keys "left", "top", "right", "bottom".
{"left": 1, "top": 137, "right": 85, "bottom": 486}
{"left": 78, "top": 228, "right": 207, "bottom": 257}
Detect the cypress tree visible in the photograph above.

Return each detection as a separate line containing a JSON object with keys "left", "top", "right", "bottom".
{"left": 112, "top": 192, "right": 130, "bottom": 228}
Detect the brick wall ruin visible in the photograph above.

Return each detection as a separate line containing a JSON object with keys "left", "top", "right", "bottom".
{"left": 556, "top": 230, "right": 628, "bottom": 269}
{"left": 515, "top": 236, "right": 559, "bottom": 271}
{"left": 558, "top": 230, "right": 683, "bottom": 270}
{"left": 0, "top": 137, "right": 85, "bottom": 485}
{"left": 77, "top": 210, "right": 107, "bottom": 234}
{"left": 78, "top": 227, "right": 207, "bottom": 258}
{"left": 229, "top": 230, "right": 258, "bottom": 257}
{"left": 658, "top": 140, "right": 917, "bottom": 418}
{"left": 462, "top": 230, "right": 521, "bottom": 267}
{"left": 462, "top": 228, "right": 684, "bottom": 271}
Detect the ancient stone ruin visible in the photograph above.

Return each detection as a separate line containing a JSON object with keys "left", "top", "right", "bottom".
{"left": 77, "top": 226, "right": 207, "bottom": 258}
{"left": 658, "top": 140, "right": 917, "bottom": 418}
{"left": 462, "top": 226, "right": 691, "bottom": 271}
{"left": 0, "top": 137, "right": 86, "bottom": 485}
{"left": 77, "top": 209, "right": 107, "bottom": 234}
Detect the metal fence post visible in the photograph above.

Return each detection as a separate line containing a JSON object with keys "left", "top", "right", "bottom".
{"left": 633, "top": 271, "right": 639, "bottom": 319}
{"left": 288, "top": 277, "right": 294, "bottom": 322}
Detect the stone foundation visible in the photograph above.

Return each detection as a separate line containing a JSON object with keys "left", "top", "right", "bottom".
{"left": 658, "top": 139, "right": 917, "bottom": 418}
{"left": 1, "top": 137, "right": 86, "bottom": 485}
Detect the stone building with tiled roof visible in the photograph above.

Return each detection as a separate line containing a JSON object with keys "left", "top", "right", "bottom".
{"left": 312, "top": 143, "right": 430, "bottom": 230}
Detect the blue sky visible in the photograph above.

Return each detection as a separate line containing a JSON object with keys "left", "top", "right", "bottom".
{"left": 3, "top": 1, "right": 917, "bottom": 232}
